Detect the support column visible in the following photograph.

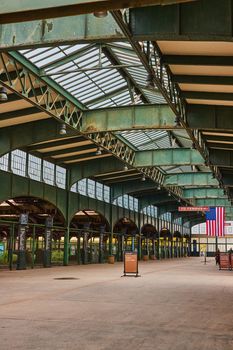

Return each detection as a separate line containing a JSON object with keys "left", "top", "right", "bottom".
{"left": 17, "top": 213, "right": 28, "bottom": 270}
{"left": 63, "top": 227, "right": 69, "bottom": 266}
{"left": 82, "top": 222, "right": 90, "bottom": 265}
{"left": 99, "top": 225, "right": 105, "bottom": 263}
{"left": 43, "top": 216, "right": 53, "bottom": 268}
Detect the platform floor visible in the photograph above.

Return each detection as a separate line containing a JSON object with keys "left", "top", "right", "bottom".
{"left": 0, "top": 258, "right": 233, "bottom": 350}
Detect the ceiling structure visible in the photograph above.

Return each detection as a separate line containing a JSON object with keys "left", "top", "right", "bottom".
{"left": 0, "top": 0, "right": 232, "bottom": 224}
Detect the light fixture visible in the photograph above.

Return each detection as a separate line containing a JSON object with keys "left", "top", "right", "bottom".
{"left": 141, "top": 174, "right": 146, "bottom": 182}
{"left": 0, "top": 86, "right": 8, "bottom": 101}
{"left": 174, "top": 116, "right": 181, "bottom": 127}
{"left": 123, "top": 165, "right": 128, "bottom": 171}
{"left": 157, "top": 184, "right": 161, "bottom": 190}
{"left": 59, "top": 123, "right": 67, "bottom": 135}
{"left": 178, "top": 198, "right": 181, "bottom": 203}
{"left": 146, "top": 73, "right": 155, "bottom": 89}
{"left": 94, "top": 10, "right": 108, "bottom": 18}
{"left": 95, "top": 147, "right": 102, "bottom": 155}
{"left": 168, "top": 192, "right": 171, "bottom": 197}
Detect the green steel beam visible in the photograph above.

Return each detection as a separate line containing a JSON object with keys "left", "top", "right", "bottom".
{"left": 0, "top": 119, "right": 76, "bottom": 156}
{"left": 82, "top": 104, "right": 176, "bottom": 132}
{"left": 68, "top": 158, "right": 124, "bottom": 186}
{"left": 130, "top": 0, "right": 233, "bottom": 41}
{"left": 0, "top": 15, "right": 123, "bottom": 50}
{"left": 195, "top": 199, "right": 232, "bottom": 207}
{"left": 210, "top": 149, "right": 233, "bottom": 168}
{"left": 139, "top": 194, "right": 177, "bottom": 210}
{"left": 183, "top": 188, "right": 225, "bottom": 199}
{"left": 0, "top": 1, "right": 198, "bottom": 24}
{"left": 111, "top": 181, "right": 156, "bottom": 199}
{"left": 186, "top": 105, "right": 233, "bottom": 131}
{"left": 0, "top": 51, "right": 138, "bottom": 169}
{"left": 164, "top": 173, "right": 218, "bottom": 187}
{"left": 134, "top": 149, "right": 204, "bottom": 167}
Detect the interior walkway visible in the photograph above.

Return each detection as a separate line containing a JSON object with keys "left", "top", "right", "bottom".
{"left": 0, "top": 258, "right": 233, "bottom": 350}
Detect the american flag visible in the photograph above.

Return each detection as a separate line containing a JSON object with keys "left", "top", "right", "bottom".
{"left": 206, "top": 207, "right": 225, "bottom": 237}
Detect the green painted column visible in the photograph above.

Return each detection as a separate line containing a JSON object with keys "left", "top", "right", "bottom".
{"left": 99, "top": 225, "right": 105, "bottom": 264}
{"left": 77, "top": 232, "right": 81, "bottom": 265}
{"left": 82, "top": 223, "right": 90, "bottom": 265}
{"left": 8, "top": 223, "right": 14, "bottom": 271}
{"left": 43, "top": 216, "right": 53, "bottom": 268}
{"left": 63, "top": 227, "right": 70, "bottom": 266}
{"left": 31, "top": 225, "right": 36, "bottom": 269}
{"left": 17, "top": 214, "right": 28, "bottom": 270}
{"left": 137, "top": 234, "right": 142, "bottom": 261}
{"left": 108, "top": 232, "right": 113, "bottom": 256}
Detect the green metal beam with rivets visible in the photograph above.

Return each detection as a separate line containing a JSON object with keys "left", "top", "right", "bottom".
{"left": 183, "top": 188, "right": 226, "bottom": 199}
{"left": 195, "top": 199, "right": 232, "bottom": 207}
{"left": 82, "top": 105, "right": 176, "bottom": 132}
{"left": 134, "top": 149, "right": 204, "bottom": 167}
{"left": 164, "top": 173, "right": 218, "bottom": 187}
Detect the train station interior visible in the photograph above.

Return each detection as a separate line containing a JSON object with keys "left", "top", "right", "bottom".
{"left": 1, "top": 1, "right": 233, "bottom": 349}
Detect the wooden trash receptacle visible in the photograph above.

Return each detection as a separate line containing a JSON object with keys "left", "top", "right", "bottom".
{"left": 219, "top": 253, "right": 230, "bottom": 270}
{"left": 143, "top": 255, "right": 149, "bottom": 261}
{"left": 108, "top": 255, "right": 115, "bottom": 264}
{"left": 150, "top": 255, "right": 156, "bottom": 260}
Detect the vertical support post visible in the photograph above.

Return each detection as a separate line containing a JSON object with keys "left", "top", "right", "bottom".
{"left": 108, "top": 232, "right": 113, "bottom": 256}
{"left": 137, "top": 234, "right": 142, "bottom": 261}
{"left": 77, "top": 231, "right": 81, "bottom": 265}
{"left": 64, "top": 169, "right": 71, "bottom": 266}
{"left": 17, "top": 213, "right": 28, "bottom": 270}
{"left": 31, "top": 225, "right": 36, "bottom": 269}
{"left": 8, "top": 223, "right": 14, "bottom": 271}
{"left": 43, "top": 216, "right": 53, "bottom": 268}
{"left": 64, "top": 227, "right": 69, "bottom": 266}
{"left": 83, "top": 222, "right": 90, "bottom": 265}
{"left": 99, "top": 225, "right": 105, "bottom": 263}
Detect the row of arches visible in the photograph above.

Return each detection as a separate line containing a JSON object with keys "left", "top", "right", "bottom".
{"left": 0, "top": 196, "right": 191, "bottom": 270}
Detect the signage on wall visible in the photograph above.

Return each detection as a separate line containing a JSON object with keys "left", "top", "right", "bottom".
{"left": 178, "top": 207, "right": 210, "bottom": 212}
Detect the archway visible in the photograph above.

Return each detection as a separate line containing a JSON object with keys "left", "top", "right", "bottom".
{"left": 141, "top": 224, "right": 158, "bottom": 260}
{"left": 113, "top": 217, "right": 139, "bottom": 261}
{"left": 159, "top": 228, "right": 172, "bottom": 259}
{"left": 69, "top": 209, "right": 110, "bottom": 265}
{"left": 0, "top": 196, "right": 65, "bottom": 269}
{"left": 173, "top": 231, "right": 182, "bottom": 258}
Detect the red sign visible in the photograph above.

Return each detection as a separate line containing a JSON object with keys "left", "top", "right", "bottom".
{"left": 178, "top": 206, "right": 210, "bottom": 212}
{"left": 225, "top": 223, "right": 232, "bottom": 226}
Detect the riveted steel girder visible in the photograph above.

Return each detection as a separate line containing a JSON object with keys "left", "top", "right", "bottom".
{"left": 0, "top": 51, "right": 140, "bottom": 174}
{"left": 130, "top": 0, "right": 233, "bottom": 41}
{"left": 183, "top": 188, "right": 225, "bottom": 199}
{"left": 0, "top": 51, "right": 84, "bottom": 124}
{"left": 134, "top": 148, "right": 204, "bottom": 167}
{"left": 0, "top": 1, "right": 198, "bottom": 24}
{"left": 195, "top": 199, "right": 231, "bottom": 207}
{"left": 186, "top": 105, "right": 233, "bottom": 131}
{"left": 0, "top": 119, "right": 77, "bottom": 156}
{"left": 68, "top": 158, "right": 123, "bottom": 187}
{"left": 0, "top": 15, "right": 123, "bottom": 50}
{"left": 164, "top": 173, "right": 218, "bottom": 187}
{"left": 210, "top": 149, "right": 233, "bottom": 168}
{"left": 82, "top": 105, "right": 176, "bottom": 132}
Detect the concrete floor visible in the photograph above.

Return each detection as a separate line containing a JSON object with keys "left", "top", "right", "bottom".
{"left": 0, "top": 258, "right": 233, "bottom": 350}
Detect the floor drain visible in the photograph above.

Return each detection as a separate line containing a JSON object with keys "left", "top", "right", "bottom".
{"left": 54, "top": 277, "right": 79, "bottom": 280}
